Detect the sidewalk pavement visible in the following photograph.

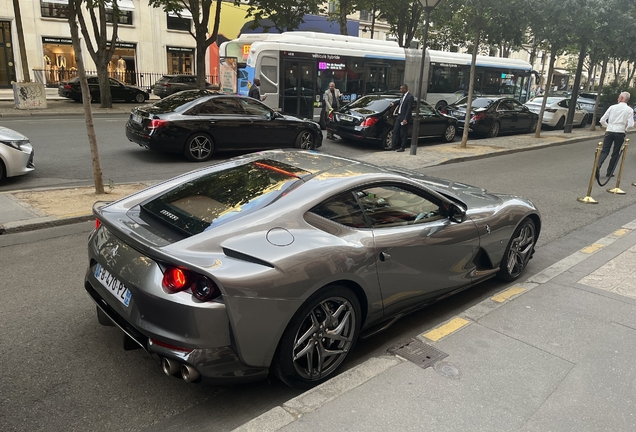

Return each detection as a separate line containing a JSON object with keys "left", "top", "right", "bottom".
{"left": 3, "top": 94, "right": 636, "bottom": 430}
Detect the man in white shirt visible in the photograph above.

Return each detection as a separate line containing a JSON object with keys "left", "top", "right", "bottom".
{"left": 598, "top": 91, "right": 634, "bottom": 177}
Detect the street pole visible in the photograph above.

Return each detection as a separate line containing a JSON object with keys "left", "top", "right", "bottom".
{"left": 409, "top": 7, "right": 432, "bottom": 155}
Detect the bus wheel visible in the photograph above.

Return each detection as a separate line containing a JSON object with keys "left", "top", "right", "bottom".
{"left": 435, "top": 101, "right": 447, "bottom": 111}
{"left": 381, "top": 129, "right": 393, "bottom": 150}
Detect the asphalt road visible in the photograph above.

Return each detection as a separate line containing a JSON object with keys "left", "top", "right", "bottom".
{"left": 3, "top": 123, "right": 636, "bottom": 431}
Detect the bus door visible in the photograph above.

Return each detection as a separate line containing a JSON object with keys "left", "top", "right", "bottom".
{"left": 364, "top": 64, "right": 390, "bottom": 94}
{"left": 281, "top": 60, "right": 316, "bottom": 120}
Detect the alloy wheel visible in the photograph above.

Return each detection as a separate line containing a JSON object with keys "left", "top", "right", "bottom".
{"left": 297, "top": 130, "right": 314, "bottom": 149}
{"left": 505, "top": 221, "right": 536, "bottom": 278}
{"left": 186, "top": 135, "right": 213, "bottom": 161}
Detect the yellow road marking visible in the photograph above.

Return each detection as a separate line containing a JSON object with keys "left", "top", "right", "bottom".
{"left": 580, "top": 244, "right": 604, "bottom": 254}
{"left": 491, "top": 286, "right": 526, "bottom": 303}
{"left": 614, "top": 229, "right": 630, "bottom": 237}
{"left": 423, "top": 317, "right": 470, "bottom": 342}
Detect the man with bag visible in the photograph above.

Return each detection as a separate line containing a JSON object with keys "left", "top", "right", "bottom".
{"left": 597, "top": 91, "right": 634, "bottom": 177}
{"left": 324, "top": 82, "right": 341, "bottom": 139}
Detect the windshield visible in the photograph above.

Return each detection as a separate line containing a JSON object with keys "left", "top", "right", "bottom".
{"left": 141, "top": 160, "right": 310, "bottom": 236}
{"left": 345, "top": 96, "right": 394, "bottom": 113}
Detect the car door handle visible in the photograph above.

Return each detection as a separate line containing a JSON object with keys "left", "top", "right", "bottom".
{"left": 379, "top": 252, "right": 391, "bottom": 262}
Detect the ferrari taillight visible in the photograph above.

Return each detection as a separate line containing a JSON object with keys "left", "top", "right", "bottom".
{"left": 162, "top": 267, "right": 220, "bottom": 301}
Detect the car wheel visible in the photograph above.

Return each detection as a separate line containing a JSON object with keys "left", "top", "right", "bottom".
{"left": 555, "top": 116, "right": 565, "bottom": 129}
{"left": 0, "top": 160, "right": 5, "bottom": 182}
{"left": 496, "top": 218, "right": 537, "bottom": 282}
{"left": 528, "top": 118, "right": 538, "bottom": 133}
{"left": 487, "top": 121, "right": 500, "bottom": 138}
{"left": 273, "top": 285, "right": 361, "bottom": 389}
{"left": 295, "top": 129, "right": 314, "bottom": 149}
{"left": 443, "top": 124, "right": 456, "bottom": 142}
{"left": 135, "top": 93, "right": 146, "bottom": 103}
{"left": 184, "top": 133, "right": 215, "bottom": 161}
{"left": 381, "top": 129, "right": 393, "bottom": 150}
{"left": 578, "top": 114, "right": 588, "bottom": 128}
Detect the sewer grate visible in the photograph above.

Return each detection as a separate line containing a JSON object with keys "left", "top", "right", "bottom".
{"left": 388, "top": 338, "right": 448, "bottom": 370}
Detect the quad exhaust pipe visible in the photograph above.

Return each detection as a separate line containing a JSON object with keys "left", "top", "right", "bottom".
{"left": 161, "top": 358, "right": 201, "bottom": 383}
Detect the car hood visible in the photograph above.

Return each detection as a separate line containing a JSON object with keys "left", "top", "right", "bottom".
{"left": 0, "top": 126, "right": 28, "bottom": 141}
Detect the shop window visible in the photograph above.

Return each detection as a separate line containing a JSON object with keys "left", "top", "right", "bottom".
{"left": 41, "top": 2, "right": 69, "bottom": 19}
{"left": 167, "top": 13, "right": 191, "bottom": 31}
{"left": 105, "top": 9, "right": 133, "bottom": 25}
{"left": 168, "top": 50, "right": 194, "bottom": 74}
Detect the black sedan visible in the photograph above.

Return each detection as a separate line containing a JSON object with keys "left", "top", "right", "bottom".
{"left": 443, "top": 97, "right": 539, "bottom": 138}
{"left": 125, "top": 90, "right": 322, "bottom": 161}
{"left": 327, "top": 93, "right": 458, "bottom": 149}
{"left": 58, "top": 76, "right": 149, "bottom": 103}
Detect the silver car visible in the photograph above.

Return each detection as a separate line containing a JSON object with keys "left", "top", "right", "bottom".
{"left": 0, "top": 126, "right": 35, "bottom": 182}
{"left": 84, "top": 150, "right": 541, "bottom": 388}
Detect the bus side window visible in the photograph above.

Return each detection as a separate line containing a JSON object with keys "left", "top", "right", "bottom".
{"left": 259, "top": 56, "right": 278, "bottom": 94}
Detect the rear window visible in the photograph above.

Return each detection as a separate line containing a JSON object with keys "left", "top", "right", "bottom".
{"left": 455, "top": 97, "right": 493, "bottom": 109}
{"left": 150, "top": 90, "right": 212, "bottom": 113}
{"left": 346, "top": 96, "right": 394, "bottom": 113}
{"left": 141, "top": 160, "right": 310, "bottom": 235}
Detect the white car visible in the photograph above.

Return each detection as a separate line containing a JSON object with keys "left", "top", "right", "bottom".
{"left": 0, "top": 126, "right": 35, "bottom": 182}
{"left": 524, "top": 96, "right": 588, "bottom": 129}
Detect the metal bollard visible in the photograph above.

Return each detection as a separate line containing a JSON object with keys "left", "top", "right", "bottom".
{"left": 608, "top": 138, "right": 629, "bottom": 194}
{"left": 577, "top": 141, "right": 603, "bottom": 204}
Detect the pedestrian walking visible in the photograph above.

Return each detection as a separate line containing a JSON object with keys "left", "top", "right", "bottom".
{"left": 390, "top": 84, "right": 414, "bottom": 152}
{"left": 248, "top": 78, "right": 266, "bottom": 101}
{"left": 597, "top": 91, "right": 634, "bottom": 177}
{"left": 324, "top": 82, "right": 341, "bottom": 139}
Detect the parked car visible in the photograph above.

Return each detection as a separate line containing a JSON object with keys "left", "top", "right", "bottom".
{"left": 152, "top": 74, "right": 214, "bottom": 98}
{"left": 327, "top": 93, "right": 458, "bottom": 149}
{"left": 125, "top": 90, "right": 322, "bottom": 161}
{"left": 443, "top": 96, "right": 539, "bottom": 138}
{"left": 576, "top": 92, "right": 607, "bottom": 123}
{"left": 0, "top": 126, "right": 35, "bottom": 182}
{"left": 84, "top": 149, "right": 541, "bottom": 388}
{"left": 524, "top": 96, "right": 589, "bottom": 129}
{"left": 58, "top": 76, "right": 149, "bottom": 103}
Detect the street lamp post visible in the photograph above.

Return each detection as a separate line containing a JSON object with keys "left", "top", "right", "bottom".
{"left": 410, "top": 0, "right": 442, "bottom": 155}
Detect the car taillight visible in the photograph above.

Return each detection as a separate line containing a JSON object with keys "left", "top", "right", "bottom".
{"left": 471, "top": 113, "right": 486, "bottom": 122}
{"left": 162, "top": 83, "right": 171, "bottom": 87}
{"left": 328, "top": 111, "right": 334, "bottom": 121}
{"left": 64, "top": 84, "right": 72, "bottom": 90}
{"left": 148, "top": 119, "right": 168, "bottom": 130}
{"left": 440, "top": 107, "right": 447, "bottom": 114}
{"left": 545, "top": 108, "right": 557, "bottom": 113}
{"left": 162, "top": 266, "right": 220, "bottom": 301}
{"left": 95, "top": 218, "right": 101, "bottom": 230}
{"left": 360, "top": 116, "right": 379, "bottom": 127}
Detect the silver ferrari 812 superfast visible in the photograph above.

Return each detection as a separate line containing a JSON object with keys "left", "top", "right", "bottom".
{"left": 84, "top": 150, "right": 540, "bottom": 388}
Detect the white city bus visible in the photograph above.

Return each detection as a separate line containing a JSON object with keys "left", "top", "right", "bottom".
{"left": 219, "top": 32, "right": 534, "bottom": 122}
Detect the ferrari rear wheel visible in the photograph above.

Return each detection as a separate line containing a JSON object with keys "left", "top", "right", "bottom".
{"left": 497, "top": 218, "right": 536, "bottom": 281}
{"left": 273, "top": 285, "right": 361, "bottom": 389}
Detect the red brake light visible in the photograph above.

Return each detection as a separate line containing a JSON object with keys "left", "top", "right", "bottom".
{"left": 95, "top": 218, "right": 101, "bottom": 230}
{"left": 360, "top": 116, "right": 379, "bottom": 127}
{"left": 440, "top": 107, "right": 447, "bottom": 114}
{"left": 64, "top": 84, "right": 72, "bottom": 90}
{"left": 162, "top": 83, "right": 171, "bottom": 87}
{"left": 163, "top": 267, "right": 188, "bottom": 292}
{"left": 471, "top": 113, "right": 486, "bottom": 122}
{"left": 148, "top": 119, "right": 168, "bottom": 130}
{"left": 162, "top": 267, "right": 220, "bottom": 301}
{"left": 328, "top": 111, "right": 334, "bottom": 121}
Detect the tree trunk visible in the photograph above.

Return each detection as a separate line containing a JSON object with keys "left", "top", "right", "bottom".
{"left": 460, "top": 29, "right": 481, "bottom": 149}
{"left": 12, "top": 0, "right": 30, "bottom": 82}
{"left": 589, "top": 58, "right": 607, "bottom": 132}
{"left": 535, "top": 45, "right": 558, "bottom": 138}
{"left": 97, "top": 61, "right": 113, "bottom": 107}
{"left": 338, "top": 0, "right": 349, "bottom": 35}
{"left": 564, "top": 42, "right": 586, "bottom": 134}
{"left": 68, "top": 0, "right": 104, "bottom": 195}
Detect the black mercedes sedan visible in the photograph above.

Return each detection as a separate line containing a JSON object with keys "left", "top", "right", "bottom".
{"left": 442, "top": 96, "right": 538, "bottom": 138}
{"left": 125, "top": 90, "right": 322, "bottom": 161}
{"left": 326, "top": 93, "right": 457, "bottom": 149}
{"left": 58, "top": 76, "right": 149, "bottom": 103}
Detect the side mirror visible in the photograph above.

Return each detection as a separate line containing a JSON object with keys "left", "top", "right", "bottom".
{"left": 448, "top": 204, "right": 466, "bottom": 223}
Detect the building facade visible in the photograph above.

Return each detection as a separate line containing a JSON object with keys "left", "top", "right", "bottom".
{"left": 0, "top": 0, "right": 200, "bottom": 89}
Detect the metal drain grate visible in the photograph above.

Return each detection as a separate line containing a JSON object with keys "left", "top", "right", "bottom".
{"left": 388, "top": 338, "right": 448, "bottom": 369}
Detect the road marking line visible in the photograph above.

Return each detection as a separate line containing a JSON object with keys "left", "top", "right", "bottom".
{"left": 580, "top": 243, "right": 604, "bottom": 254}
{"left": 491, "top": 286, "right": 526, "bottom": 303}
{"left": 423, "top": 317, "right": 470, "bottom": 342}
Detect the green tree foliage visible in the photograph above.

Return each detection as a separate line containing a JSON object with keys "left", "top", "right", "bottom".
{"left": 148, "top": 0, "right": 222, "bottom": 89}
{"left": 239, "top": 0, "right": 322, "bottom": 33}
{"left": 377, "top": 0, "right": 422, "bottom": 48}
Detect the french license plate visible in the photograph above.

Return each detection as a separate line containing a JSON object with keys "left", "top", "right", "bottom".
{"left": 94, "top": 263, "right": 131, "bottom": 307}
{"left": 132, "top": 114, "right": 142, "bottom": 124}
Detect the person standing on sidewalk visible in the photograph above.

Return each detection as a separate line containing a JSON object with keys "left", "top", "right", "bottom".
{"left": 324, "top": 82, "right": 341, "bottom": 139}
{"left": 597, "top": 91, "right": 634, "bottom": 177}
{"left": 390, "top": 84, "right": 414, "bottom": 152}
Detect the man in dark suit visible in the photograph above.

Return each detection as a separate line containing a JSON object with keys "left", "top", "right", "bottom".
{"left": 390, "top": 84, "right": 414, "bottom": 152}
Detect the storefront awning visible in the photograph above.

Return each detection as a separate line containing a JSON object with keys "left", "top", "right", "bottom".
{"left": 168, "top": 8, "right": 193, "bottom": 19}
{"left": 107, "top": 0, "right": 136, "bottom": 11}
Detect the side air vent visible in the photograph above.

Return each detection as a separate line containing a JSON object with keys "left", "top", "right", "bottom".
{"left": 222, "top": 248, "right": 275, "bottom": 268}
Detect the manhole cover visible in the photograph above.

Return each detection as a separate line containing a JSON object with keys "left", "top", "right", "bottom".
{"left": 388, "top": 338, "right": 448, "bottom": 370}
{"left": 434, "top": 361, "right": 462, "bottom": 380}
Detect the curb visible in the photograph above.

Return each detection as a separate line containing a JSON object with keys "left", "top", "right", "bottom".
{"left": 0, "top": 214, "right": 94, "bottom": 235}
